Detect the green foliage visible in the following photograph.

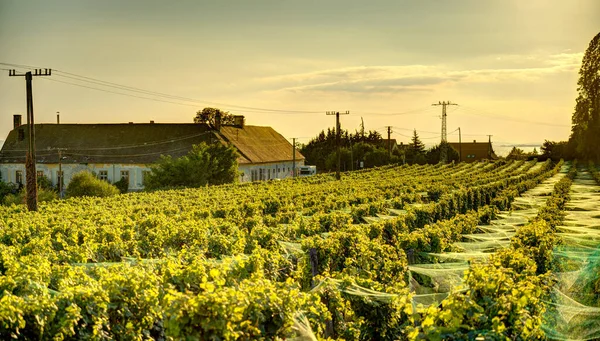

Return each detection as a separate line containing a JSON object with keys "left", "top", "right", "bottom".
{"left": 0, "top": 181, "right": 18, "bottom": 204}
{"left": 425, "top": 142, "right": 460, "bottom": 164}
{"left": 144, "top": 142, "right": 239, "bottom": 190}
{"left": 0, "top": 160, "right": 572, "bottom": 339}
{"left": 406, "top": 129, "right": 426, "bottom": 164}
{"left": 114, "top": 177, "right": 129, "bottom": 194}
{"left": 65, "top": 171, "right": 120, "bottom": 198}
{"left": 570, "top": 31, "right": 600, "bottom": 160}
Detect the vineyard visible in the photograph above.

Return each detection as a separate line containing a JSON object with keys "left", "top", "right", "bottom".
{"left": 1, "top": 159, "right": 600, "bottom": 340}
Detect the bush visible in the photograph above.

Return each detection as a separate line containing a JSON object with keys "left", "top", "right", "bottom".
{"left": 66, "top": 171, "right": 120, "bottom": 198}
{"left": 3, "top": 187, "right": 58, "bottom": 206}
{"left": 144, "top": 142, "right": 239, "bottom": 190}
{"left": 114, "top": 177, "right": 129, "bottom": 194}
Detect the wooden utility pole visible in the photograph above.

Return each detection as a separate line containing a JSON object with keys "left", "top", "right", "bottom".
{"left": 386, "top": 126, "right": 393, "bottom": 159}
{"left": 292, "top": 138, "right": 296, "bottom": 178}
{"left": 326, "top": 111, "right": 349, "bottom": 180}
{"left": 432, "top": 101, "right": 458, "bottom": 163}
{"left": 9, "top": 68, "right": 52, "bottom": 211}
{"left": 57, "top": 148, "right": 66, "bottom": 198}
{"left": 458, "top": 127, "right": 462, "bottom": 162}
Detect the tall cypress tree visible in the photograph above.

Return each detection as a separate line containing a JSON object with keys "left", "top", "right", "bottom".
{"left": 570, "top": 32, "right": 600, "bottom": 160}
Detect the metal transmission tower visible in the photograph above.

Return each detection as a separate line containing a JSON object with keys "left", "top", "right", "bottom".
{"left": 326, "top": 111, "right": 349, "bottom": 180}
{"left": 432, "top": 101, "right": 458, "bottom": 163}
{"left": 8, "top": 68, "right": 52, "bottom": 211}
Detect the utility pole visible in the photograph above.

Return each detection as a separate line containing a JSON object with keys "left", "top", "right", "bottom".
{"left": 458, "top": 127, "right": 462, "bottom": 162}
{"left": 9, "top": 68, "right": 52, "bottom": 211}
{"left": 326, "top": 111, "right": 349, "bottom": 180}
{"left": 57, "top": 148, "right": 66, "bottom": 198}
{"left": 292, "top": 138, "right": 296, "bottom": 178}
{"left": 386, "top": 126, "right": 393, "bottom": 159}
{"left": 432, "top": 101, "right": 458, "bottom": 163}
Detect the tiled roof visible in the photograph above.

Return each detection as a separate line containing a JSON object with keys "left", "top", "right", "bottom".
{"left": 0, "top": 123, "right": 302, "bottom": 165}
{"left": 219, "top": 125, "right": 304, "bottom": 164}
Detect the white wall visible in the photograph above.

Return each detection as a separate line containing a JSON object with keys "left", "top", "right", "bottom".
{"left": 0, "top": 160, "right": 308, "bottom": 190}
{"left": 238, "top": 160, "right": 305, "bottom": 183}
{"left": 0, "top": 163, "right": 151, "bottom": 191}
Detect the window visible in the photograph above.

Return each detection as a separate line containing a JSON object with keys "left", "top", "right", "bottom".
{"left": 98, "top": 170, "right": 108, "bottom": 181}
{"left": 120, "top": 170, "right": 130, "bottom": 182}
{"left": 259, "top": 169, "right": 264, "bottom": 181}
{"left": 268, "top": 169, "right": 271, "bottom": 179}
{"left": 37, "top": 170, "right": 44, "bottom": 179}
{"left": 15, "top": 170, "right": 23, "bottom": 185}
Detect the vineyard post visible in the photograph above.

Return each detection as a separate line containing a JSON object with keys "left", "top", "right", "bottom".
{"left": 8, "top": 68, "right": 52, "bottom": 211}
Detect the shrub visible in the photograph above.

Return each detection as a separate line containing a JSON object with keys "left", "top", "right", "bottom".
{"left": 3, "top": 187, "right": 58, "bottom": 206}
{"left": 66, "top": 171, "right": 120, "bottom": 198}
{"left": 114, "top": 177, "right": 129, "bottom": 194}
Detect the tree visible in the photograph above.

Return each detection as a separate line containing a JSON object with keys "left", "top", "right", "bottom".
{"left": 570, "top": 32, "right": 600, "bottom": 160}
{"left": 66, "top": 171, "right": 120, "bottom": 198}
{"left": 406, "top": 129, "right": 426, "bottom": 164}
{"left": 506, "top": 147, "right": 527, "bottom": 160}
{"left": 194, "top": 107, "right": 236, "bottom": 126}
{"left": 426, "top": 142, "right": 460, "bottom": 164}
{"left": 300, "top": 128, "right": 387, "bottom": 172}
{"left": 540, "top": 140, "right": 576, "bottom": 160}
{"left": 144, "top": 142, "right": 239, "bottom": 190}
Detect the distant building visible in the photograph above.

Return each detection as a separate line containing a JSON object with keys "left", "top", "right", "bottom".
{"left": 0, "top": 115, "right": 304, "bottom": 190}
{"left": 448, "top": 140, "right": 498, "bottom": 162}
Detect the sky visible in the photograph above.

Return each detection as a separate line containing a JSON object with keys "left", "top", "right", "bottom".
{"left": 0, "top": 0, "right": 598, "bottom": 155}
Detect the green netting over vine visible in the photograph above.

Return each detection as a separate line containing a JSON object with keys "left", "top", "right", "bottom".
{"left": 542, "top": 170, "right": 600, "bottom": 341}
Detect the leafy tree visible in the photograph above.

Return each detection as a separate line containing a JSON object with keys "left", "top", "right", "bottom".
{"left": 506, "top": 147, "right": 527, "bottom": 160}
{"left": 541, "top": 140, "right": 575, "bottom": 160}
{"left": 425, "top": 142, "right": 460, "bottom": 164}
{"left": 66, "top": 171, "right": 120, "bottom": 198}
{"left": 194, "top": 107, "right": 236, "bottom": 126}
{"left": 300, "top": 128, "right": 387, "bottom": 171}
{"left": 570, "top": 32, "right": 600, "bottom": 160}
{"left": 144, "top": 142, "right": 239, "bottom": 190}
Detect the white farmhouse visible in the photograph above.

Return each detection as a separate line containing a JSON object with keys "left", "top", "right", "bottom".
{"left": 0, "top": 115, "right": 304, "bottom": 191}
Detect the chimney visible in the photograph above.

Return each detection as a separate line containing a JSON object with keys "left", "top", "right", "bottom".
{"left": 150, "top": 120, "right": 155, "bottom": 124}
{"left": 473, "top": 140, "right": 476, "bottom": 143}
{"left": 233, "top": 115, "right": 245, "bottom": 128}
{"left": 57, "top": 113, "right": 60, "bottom": 124}
{"left": 129, "top": 122, "right": 134, "bottom": 124}
{"left": 214, "top": 112, "right": 221, "bottom": 131}
{"left": 13, "top": 114, "right": 22, "bottom": 129}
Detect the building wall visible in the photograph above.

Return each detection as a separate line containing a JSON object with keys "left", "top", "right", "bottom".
{"left": 0, "top": 163, "right": 151, "bottom": 191}
{"left": 0, "top": 160, "right": 308, "bottom": 189}
{"left": 238, "top": 160, "right": 305, "bottom": 183}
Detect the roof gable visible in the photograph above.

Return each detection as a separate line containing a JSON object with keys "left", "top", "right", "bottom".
{"left": 219, "top": 125, "right": 304, "bottom": 164}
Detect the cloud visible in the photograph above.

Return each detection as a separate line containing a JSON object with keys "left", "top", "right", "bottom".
{"left": 258, "top": 52, "right": 583, "bottom": 95}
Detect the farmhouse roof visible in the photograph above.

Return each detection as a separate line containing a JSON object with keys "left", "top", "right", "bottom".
{"left": 0, "top": 123, "right": 303, "bottom": 165}
{"left": 448, "top": 141, "right": 498, "bottom": 162}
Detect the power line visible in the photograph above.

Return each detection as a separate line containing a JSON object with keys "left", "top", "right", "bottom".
{"left": 456, "top": 105, "right": 570, "bottom": 128}
{"left": 1, "top": 62, "right": 321, "bottom": 115}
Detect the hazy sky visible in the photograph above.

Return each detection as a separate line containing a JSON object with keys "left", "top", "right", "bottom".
{"left": 1, "top": 0, "right": 598, "bottom": 154}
